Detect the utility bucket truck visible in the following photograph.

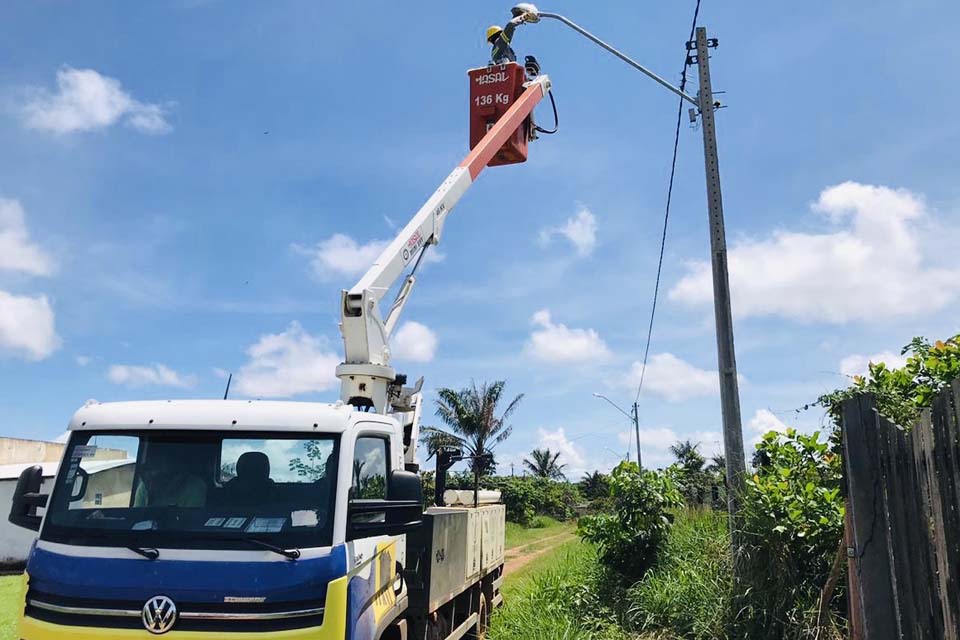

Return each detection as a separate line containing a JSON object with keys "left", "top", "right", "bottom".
{"left": 8, "top": 35, "right": 553, "bottom": 640}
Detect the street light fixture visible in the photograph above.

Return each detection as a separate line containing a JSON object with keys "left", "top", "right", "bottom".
{"left": 593, "top": 393, "right": 641, "bottom": 469}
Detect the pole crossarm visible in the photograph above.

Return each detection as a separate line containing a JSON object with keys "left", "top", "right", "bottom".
{"left": 537, "top": 12, "right": 699, "bottom": 107}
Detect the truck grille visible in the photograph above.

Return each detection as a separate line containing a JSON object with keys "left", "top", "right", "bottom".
{"left": 25, "top": 589, "right": 325, "bottom": 633}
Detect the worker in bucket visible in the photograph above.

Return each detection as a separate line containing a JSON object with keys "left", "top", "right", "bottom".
{"left": 487, "top": 3, "right": 539, "bottom": 65}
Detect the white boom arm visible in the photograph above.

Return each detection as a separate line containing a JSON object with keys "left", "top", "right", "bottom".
{"left": 336, "top": 72, "right": 552, "bottom": 444}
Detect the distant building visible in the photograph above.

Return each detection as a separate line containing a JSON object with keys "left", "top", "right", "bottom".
{"left": 0, "top": 437, "right": 67, "bottom": 466}
{"left": 0, "top": 437, "right": 131, "bottom": 569}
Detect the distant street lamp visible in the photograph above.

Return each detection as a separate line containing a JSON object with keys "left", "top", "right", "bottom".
{"left": 593, "top": 393, "right": 641, "bottom": 469}
{"left": 603, "top": 446, "right": 629, "bottom": 463}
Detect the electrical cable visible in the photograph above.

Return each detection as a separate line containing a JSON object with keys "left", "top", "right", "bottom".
{"left": 534, "top": 90, "right": 559, "bottom": 135}
{"left": 634, "top": 0, "right": 702, "bottom": 405}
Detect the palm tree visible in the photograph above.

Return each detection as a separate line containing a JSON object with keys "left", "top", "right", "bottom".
{"left": 579, "top": 470, "right": 609, "bottom": 499}
{"left": 523, "top": 448, "right": 566, "bottom": 480}
{"left": 421, "top": 380, "right": 523, "bottom": 474}
{"left": 669, "top": 440, "right": 706, "bottom": 474}
{"left": 706, "top": 452, "right": 726, "bottom": 473}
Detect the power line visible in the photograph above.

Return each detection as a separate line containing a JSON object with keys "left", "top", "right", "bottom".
{"left": 635, "top": 0, "right": 702, "bottom": 405}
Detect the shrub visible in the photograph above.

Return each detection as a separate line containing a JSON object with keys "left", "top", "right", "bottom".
{"left": 477, "top": 476, "right": 582, "bottom": 525}
{"left": 815, "top": 334, "right": 960, "bottom": 428}
{"left": 737, "top": 428, "right": 845, "bottom": 639}
{"left": 494, "top": 477, "right": 539, "bottom": 525}
{"left": 577, "top": 462, "right": 682, "bottom": 582}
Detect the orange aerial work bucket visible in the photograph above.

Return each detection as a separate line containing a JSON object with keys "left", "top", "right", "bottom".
{"left": 468, "top": 62, "right": 530, "bottom": 167}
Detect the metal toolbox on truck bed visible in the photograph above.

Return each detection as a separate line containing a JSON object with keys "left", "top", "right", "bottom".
{"left": 405, "top": 504, "right": 506, "bottom": 614}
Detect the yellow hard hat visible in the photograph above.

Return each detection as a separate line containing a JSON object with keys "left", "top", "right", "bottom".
{"left": 486, "top": 25, "right": 502, "bottom": 42}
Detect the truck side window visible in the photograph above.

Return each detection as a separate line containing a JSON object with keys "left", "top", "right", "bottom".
{"left": 352, "top": 437, "right": 388, "bottom": 500}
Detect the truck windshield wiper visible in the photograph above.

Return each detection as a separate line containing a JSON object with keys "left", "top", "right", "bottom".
{"left": 189, "top": 534, "right": 301, "bottom": 561}
{"left": 127, "top": 545, "right": 160, "bottom": 560}
{"left": 234, "top": 536, "right": 301, "bottom": 561}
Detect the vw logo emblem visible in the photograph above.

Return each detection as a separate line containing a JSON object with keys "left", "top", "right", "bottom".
{"left": 142, "top": 595, "right": 178, "bottom": 634}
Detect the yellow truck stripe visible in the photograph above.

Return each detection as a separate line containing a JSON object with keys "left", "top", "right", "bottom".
{"left": 18, "top": 575, "right": 348, "bottom": 640}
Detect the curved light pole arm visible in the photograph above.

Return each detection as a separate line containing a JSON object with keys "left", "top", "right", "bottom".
{"left": 592, "top": 393, "right": 633, "bottom": 421}
{"left": 537, "top": 11, "right": 699, "bottom": 107}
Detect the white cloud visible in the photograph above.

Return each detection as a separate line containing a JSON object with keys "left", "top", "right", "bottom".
{"left": 295, "top": 233, "right": 443, "bottom": 282}
{"left": 669, "top": 182, "right": 960, "bottom": 323}
{"left": 23, "top": 67, "right": 172, "bottom": 134}
{"left": 75, "top": 355, "right": 91, "bottom": 366}
{"left": 0, "top": 291, "right": 60, "bottom": 360}
{"left": 536, "top": 427, "right": 585, "bottom": 473}
{"left": 631, "top": 426, "right": 679, "bottom": 450}
{"left": 624, "top": 353, "right": 718, "bottom": 402}
{"left": 107, "top": 363, "right": 195, "bottom": 388}
{"left": 538, "top": 206, "right": 597, "bottom": 257}
{"left": 525, "top": 309, "right": 611, "bottom": 364}
{"left": 295, "top": 234, "right": 389, "bottom": 281}
{"left": 391, "top": 321, "right": 437, "bottom": 363}
{"left": 839, "top": 351, "right": 908, "bottom": 378}
{"left": 234, "top": 322, "right": 340, "bottom": 398}
{"left": 748, "top": 409, "right": 789, "bottom": 438}
{"left": 0, "top": 198, "right": 55, "bottom": 276}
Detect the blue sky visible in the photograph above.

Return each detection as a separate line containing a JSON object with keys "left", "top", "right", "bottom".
{"left": 1, "top": 0, "right": 958, "bottom": 476}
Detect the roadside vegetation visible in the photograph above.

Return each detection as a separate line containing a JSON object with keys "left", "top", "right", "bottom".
{"left": 0, "top": 574, "right": 24, "bottom": 640}
{"left": 489, "top": 334, "right": 959, "bottom": 639}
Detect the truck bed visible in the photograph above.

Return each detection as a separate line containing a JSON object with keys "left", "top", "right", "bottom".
{"left": 404, "top": 504, "right": 505, "bottom": 615}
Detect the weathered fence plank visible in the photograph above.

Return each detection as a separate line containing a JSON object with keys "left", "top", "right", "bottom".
{"left": 904, "top": 412, "right": 943, "bottom": 638}
{"left": 933, "top": 386, "right": 960, "bottom": 634}
{"left": 909, "top": 413, "right": 943, "bottom": 639}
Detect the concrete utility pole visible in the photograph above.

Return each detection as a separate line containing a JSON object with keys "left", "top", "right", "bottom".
{"left": 689, "top": 26, "right": 746, "bottom": 549}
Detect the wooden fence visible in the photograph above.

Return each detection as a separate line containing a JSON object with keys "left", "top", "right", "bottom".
{"left": 842, "top": 382, "right": 960, "bottom": 639}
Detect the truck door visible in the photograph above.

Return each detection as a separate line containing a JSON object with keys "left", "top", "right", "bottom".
{"left": 345, "top": 429, "right": 407, "bottom": 640}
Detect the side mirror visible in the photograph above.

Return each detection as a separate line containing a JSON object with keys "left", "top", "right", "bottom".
{"left": 346, "top": 470, "right": 423, "bottom": 541}
{"left": 9, "top": 465, "right": 48, "bottom": 532}
{"left": 388, "top": 469, "right": 423, "bottom": 503}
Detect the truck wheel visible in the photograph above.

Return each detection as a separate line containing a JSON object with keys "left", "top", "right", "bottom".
{"left": 468, "top": 592, "right": 488, "bottom": 640}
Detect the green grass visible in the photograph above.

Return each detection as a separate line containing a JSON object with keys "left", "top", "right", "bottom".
{"left": 491, "top": 540, "right": 631, "bottom": 640}
{"left": 503, "top": 536, "right": 583, "bottom": 594}
{"left": 0, "top": 574, "right": 24, "bottom": 640}
{"left": 627, "top": 509, "right": 732, "bottom": 640}
{"left": 493, "top": 509, "right": 736, "bottom": 640}
{"left": 504, "top": 516, "right": 573, "bottom": 550}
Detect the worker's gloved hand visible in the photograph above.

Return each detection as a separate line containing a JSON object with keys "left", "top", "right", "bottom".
{"left": 521, "top": 11, "right": 540, "bottom": 23}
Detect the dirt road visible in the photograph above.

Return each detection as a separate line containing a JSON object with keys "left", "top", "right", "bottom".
{"left": 503, "top": 531, "right": 578, "bottom": 576}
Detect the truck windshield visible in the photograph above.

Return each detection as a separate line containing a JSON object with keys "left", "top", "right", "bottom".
{"left": 41, "top": 430, "right": 339, "bottom": 550}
